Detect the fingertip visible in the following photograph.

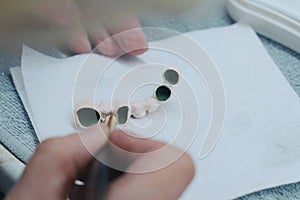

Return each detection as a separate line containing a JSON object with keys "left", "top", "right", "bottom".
{"left": 129, "top": 47, "right": 148, "bottom": 55}
{"left": 96, "top": 38, "right": 120, "bottom": 57}
{"left": 115, "top": 30, "right": 148, "bottom": 55}
{"left": 68, "top": 35, "right": 91, "bottom": 54}
{"left": 78, "top": 124, "right": 109, "bottom": 154}
{"left": 109, "top": 129, "right": 123, "bottom": 141}
{"left": 91, "top": 29, "right": 121, "bottom": 56}
{"left": 109, "top": 130, "right": 132, "bottom": 148}
{"left": 109, "top": 130, "right": 165, "bottom": 154}
{"left": 108, "top": 17, "right": 148, "bottom": 55}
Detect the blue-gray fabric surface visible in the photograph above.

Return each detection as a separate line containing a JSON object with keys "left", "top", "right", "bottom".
{"left": 0, "top": 0, "right": 299, "bottom": 199}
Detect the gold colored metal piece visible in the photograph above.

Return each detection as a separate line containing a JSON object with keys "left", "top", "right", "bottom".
{"left": 100, "top": 111, "right": 113, "bottom": 122}
{"left": 106, "top": 115, "right": 118, "bottom": 132}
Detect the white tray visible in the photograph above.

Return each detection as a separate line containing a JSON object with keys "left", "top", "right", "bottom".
{"left": 227, "top": 0, "right": 300, "bottom": 53}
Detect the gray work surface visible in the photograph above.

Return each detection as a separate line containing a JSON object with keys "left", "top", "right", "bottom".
{"left": 0, "top": 0, "right": 300, "bottom": 199}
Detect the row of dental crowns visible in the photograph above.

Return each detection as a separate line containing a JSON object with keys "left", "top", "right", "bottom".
{"left": 74, "top": 67, "right": 180, "bottom": 129}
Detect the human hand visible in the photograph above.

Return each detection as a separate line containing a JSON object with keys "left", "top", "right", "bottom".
{"left": 5, "top": 126, "right": 195, "bottom": 199}
{"left": 1, "top": 0, "right": 148, "bottom": 56}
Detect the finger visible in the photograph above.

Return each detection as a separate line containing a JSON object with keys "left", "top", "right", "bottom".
{"left": 109, "top": 130, "right": 165, "bottom": 153}
{"left": 107, "top": 130, "right": 195, "bottom": 200}
{"left": 6, "top": 125, "right": 108, "bottom": 200}
{"left": 90, "top": 27, "right": 121, "bottom": 57}
{"left": 67, "top": 22, "right": 92, "bottom": 54}
{"left": 108, "top": 17, "right": 148, "bottom": 55}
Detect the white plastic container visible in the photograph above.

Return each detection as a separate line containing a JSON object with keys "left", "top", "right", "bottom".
{"left": 227, "top": 0, "right": 300, "bottom": 53}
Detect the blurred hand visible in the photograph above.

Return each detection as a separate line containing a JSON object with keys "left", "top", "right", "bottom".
{"left": 5, "top": 127, "right": 195, "bottom": 199}
{"left": 1, "top": 0, "right": 148, "bottom": 56}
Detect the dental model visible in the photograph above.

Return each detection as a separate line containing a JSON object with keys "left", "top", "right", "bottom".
{"left": 74, "top": 67, "right": 180, "bottom": 129}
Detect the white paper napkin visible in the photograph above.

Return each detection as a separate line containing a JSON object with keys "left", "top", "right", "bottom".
{"left": 11, "top": 23, "right": 300, "bottom": 199}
